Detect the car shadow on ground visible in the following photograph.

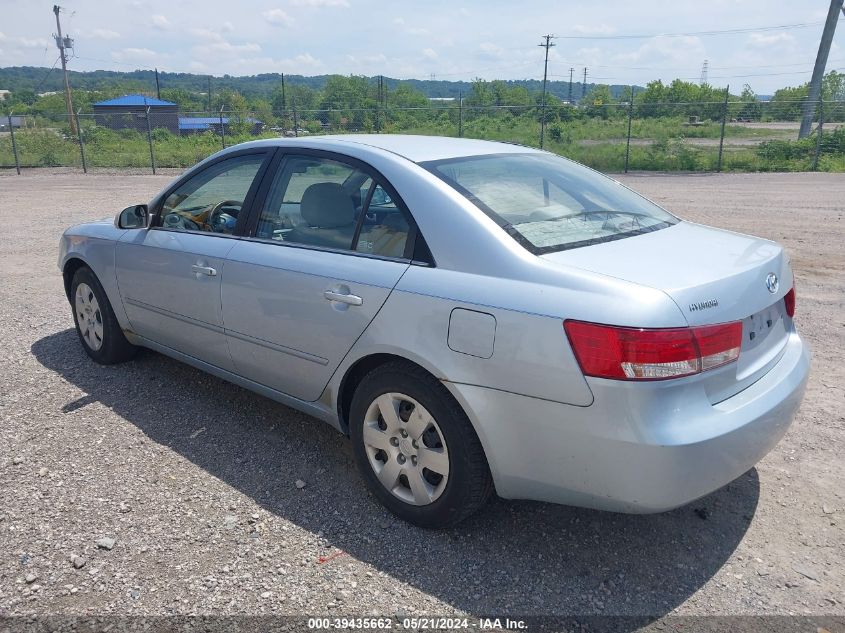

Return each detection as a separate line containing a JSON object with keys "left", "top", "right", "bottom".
{"left": 32, "top": 329, "right": 759, "bottom": 623}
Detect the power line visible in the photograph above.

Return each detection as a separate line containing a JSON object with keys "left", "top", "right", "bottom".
{"left": 555, "top": 20, "right": 837, "bottom": 40}
{"left": 32, "top": 56, "right": 62, "bottom": 93}
{"left": 547, "top": 58, "right": 845, "bottom": 73}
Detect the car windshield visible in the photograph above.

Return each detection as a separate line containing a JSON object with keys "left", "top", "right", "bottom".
{"left": 422, "top": 153, "right": 679, "bottom": 254}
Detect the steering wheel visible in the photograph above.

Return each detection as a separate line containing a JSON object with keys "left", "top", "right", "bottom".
{"left": 162, "top": 212, "right": 201, "bottom": 231}
{"left": 207, "top": 200, "right": 242, "bottom": 233}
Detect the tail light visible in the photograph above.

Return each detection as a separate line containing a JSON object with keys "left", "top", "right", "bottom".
{"left": 784, "top": 287, "right": 795, "bottom": 318}
{"left": 564, "top": 320, "right": 743, "bottom": 381}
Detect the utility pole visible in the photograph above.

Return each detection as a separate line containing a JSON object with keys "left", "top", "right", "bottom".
{"left": 538, "top": 34, "right": 556, "bottom": 148}
{"left": 154, "top": 68, "right": 161, "bottom": 99}
{"left": 581, "top": 67, "right": 588, "bottom": 99}
{"left": 458, "top": 90, "right": 463, "bottom": 137}
{"left": 568, "top": 67, "right": 574, "bottom": 104}
{"left": 799, "top": 0, "right": 844, "bottom": 138}
{"left": 207, "top": 76, "right": 212, "bottom": 111}
{"left": 717, "top": 84, "right": 730, "bottom": 172}
{"left": 53, "top": 5, "right": 76, "bottom": 135}
{"left": 280, "top": 73, "right": 286, "bottom": 111}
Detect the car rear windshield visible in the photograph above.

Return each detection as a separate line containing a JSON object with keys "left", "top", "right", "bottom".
{"left": 422, "top": 153, "right": 679, "bottom": 254}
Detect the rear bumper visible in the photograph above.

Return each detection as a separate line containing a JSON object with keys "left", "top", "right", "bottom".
{"left": 446, "top": 331, "right": 810, "bottom": 513}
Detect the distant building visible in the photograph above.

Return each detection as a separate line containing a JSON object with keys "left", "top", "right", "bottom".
{"left": 178, "top": 116, "right": 262, "bottom": 136}
{"left": 93, "top": 95, "right": 179, "bottom": 133}
{"left": 0, "top": 115, "right": 24, "bottom": 130}
{"left": 0, "top": 89, "right": 11, "bottom": 101}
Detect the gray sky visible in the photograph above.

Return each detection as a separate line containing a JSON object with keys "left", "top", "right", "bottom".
{"left": 2, "top": 0, "right": 843, "bottom": 93}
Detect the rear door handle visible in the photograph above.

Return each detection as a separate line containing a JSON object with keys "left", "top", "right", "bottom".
{"left": 191, "top": 265, "right": 217, "bottom": 277}
{"left": 324, "top": 290, "right": 363, "bottom": 306}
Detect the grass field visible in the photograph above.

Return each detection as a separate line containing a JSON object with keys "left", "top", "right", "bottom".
{"left": 2, "top": 114, "right": 843, "bottom": 173}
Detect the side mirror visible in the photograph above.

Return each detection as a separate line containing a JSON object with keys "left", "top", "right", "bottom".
{"left": 116, "top": 204, "right": 149, "bottom": 229}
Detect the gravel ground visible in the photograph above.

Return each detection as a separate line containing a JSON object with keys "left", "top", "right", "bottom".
{"left": 0, "top": 169, "right": 843, "bottom": 625}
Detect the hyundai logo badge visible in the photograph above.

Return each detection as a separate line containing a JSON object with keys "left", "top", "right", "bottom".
{"left": 766, "top": 273, "right": 779, "bottom": 294}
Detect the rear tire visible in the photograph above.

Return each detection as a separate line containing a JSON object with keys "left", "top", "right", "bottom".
{"left": 70, "top": 267, "right": 137, "bottom": 365}
{"left": 349, "top": 361, "right": 493, "bottom": 528}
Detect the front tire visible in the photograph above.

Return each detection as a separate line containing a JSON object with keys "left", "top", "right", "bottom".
{"left": 70, "top": 267, "right": 137, "bottom": 365}
{"left": 350, "top": 361, "right": 493, "bottom": 528}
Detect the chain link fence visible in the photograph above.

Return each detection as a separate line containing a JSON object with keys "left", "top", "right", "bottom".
{"left": 2, "top": 99, "right": 844, "bottom": 174}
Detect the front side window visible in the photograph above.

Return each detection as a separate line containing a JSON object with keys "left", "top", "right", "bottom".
{"left": 256, "top": 155, "right": 411, "bottom": 258}
{"left": 423, "top": 153, "right": 678, "bottom": 254}
{"left": 160, "top": 154, "right": 265, "bottom": 234}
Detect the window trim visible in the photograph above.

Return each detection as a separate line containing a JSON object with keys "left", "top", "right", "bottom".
{"left": 148, "top": 148, "right": 274, "bottom": 239}
{"left": 242, "top": 147, "right": 433, "bottom": 266}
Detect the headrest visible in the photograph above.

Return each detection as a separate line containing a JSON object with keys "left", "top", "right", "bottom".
{"left": 300, "top": 182, "right": 355, "bottom": 228}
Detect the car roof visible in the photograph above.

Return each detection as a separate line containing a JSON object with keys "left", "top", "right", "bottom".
{"left": 248, "top": 134, "right": 544, "bottom": 163}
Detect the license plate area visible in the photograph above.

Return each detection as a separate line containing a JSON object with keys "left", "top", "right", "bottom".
{"left": 736, "top": 299, "right": 788, "bottom": 380}
{"left": 744, "top": 302, "right": 782, "bottom": 351}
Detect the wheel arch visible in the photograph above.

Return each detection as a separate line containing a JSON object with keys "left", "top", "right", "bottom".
{"left": 337, "top": 353, "right": 415, "bottom": 434}
{"left": 334, "top": 351, "right": 498, "bottom": 483}
{"left": 62, "top": 256, "right": 90, "bottom": 301}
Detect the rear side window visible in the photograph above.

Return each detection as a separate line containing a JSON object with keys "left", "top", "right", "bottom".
{"left": 423, "top": 153, "right": 678, "bottom": 254}
{"left": 256, "top": 155, "right": 411, "bottom": 258}
{"left": 257, "top": 156, "right": 363, "bottom": 251}
{"left": 355, "top": 184, "right": 411, "bottom": 259}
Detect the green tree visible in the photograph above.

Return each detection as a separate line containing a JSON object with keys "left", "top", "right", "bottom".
{"left": 581, "top": 84, "right": 617, "bottom": 119}
{"left": 769, "top": 85, "right": 808, "bottom": 121}
{"left": 734, "top": 84, "right": 762, "bottom": 121}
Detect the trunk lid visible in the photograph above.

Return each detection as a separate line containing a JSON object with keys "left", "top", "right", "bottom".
{"left": 542, "top": 222, "right": 793, "bottom": 402}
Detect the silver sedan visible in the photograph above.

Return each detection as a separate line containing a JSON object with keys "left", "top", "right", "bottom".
{"left": 58, "top": 135, "right": 810, "bottom": 528}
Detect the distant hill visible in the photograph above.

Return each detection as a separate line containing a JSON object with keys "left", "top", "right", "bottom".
{"left": 0, "top": 66, "right": 637, "bottom": 101}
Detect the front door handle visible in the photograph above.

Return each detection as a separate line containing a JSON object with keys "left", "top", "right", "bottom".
{"left": 191, "top": 265, "right": 217, "bottom": 277}
{"left": 324, "top": 290, "right": 363, "bottom": 306}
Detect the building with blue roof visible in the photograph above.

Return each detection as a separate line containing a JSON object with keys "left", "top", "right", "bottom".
{"left": 93, "top": 94, "right": 179, "bottom": 133}
{"left": 178, "top": 116, "right": 263, "bottom": 136}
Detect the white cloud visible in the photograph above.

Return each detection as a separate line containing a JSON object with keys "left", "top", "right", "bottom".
{"left": 17, "top": 37, "right": 50, "bottom": 49}
{"left": 422, "top": 48, "right": 438, "bottom": 60}
{"left": 112, "top": 47, "right": 159, "bottom": 61}
{"left": 187, "top": 28, "right": 261, "bottom": 56}
{"left": 393, "top": 17, "right": 405, "bottom": 25}
{"left": 572, "top": 24, "right": 616, "bottom": 35}
{"left": 345, "top": 52, "right": 388, "bottom": 64}
{"left": 407, "top": 27, "right": 429, "bottom": 36}
{"left": 0, "top": 31, "right": 6, "bottom": 42}
{"left": 193, "top": 39, "right": 261, "bottom": 56}
{"left": 221, "top": 21, "right": 234, "bottom": 33}
{"left": 290, "top": 0, "right": 350, "bottom": 6}
{"left": 224, "top": 53, "right": 323, "bottom": 74}
{"left": 615, "top": 35, "right": 705, "bottom": 66}
{"left": 748, "top": 32, "right": 795, "bottom": 47}
{"left": 263, "top": 9, "right": 293, "bottom": 27}
{"left": 478, "top": 42, "right": 504, "bottom": 60}
{"left": 151, "top": 15, "right": 171, "bottom": 30}
{"left": 90, "top": 28, "right": 121, "bottom": 40}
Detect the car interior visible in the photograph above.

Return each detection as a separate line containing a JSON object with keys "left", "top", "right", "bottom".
{"left": 157, "top": 153, "right": 412, "bottom": 259}
{"left": 256, "top": 155, "right": 411, "bottom": 258}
